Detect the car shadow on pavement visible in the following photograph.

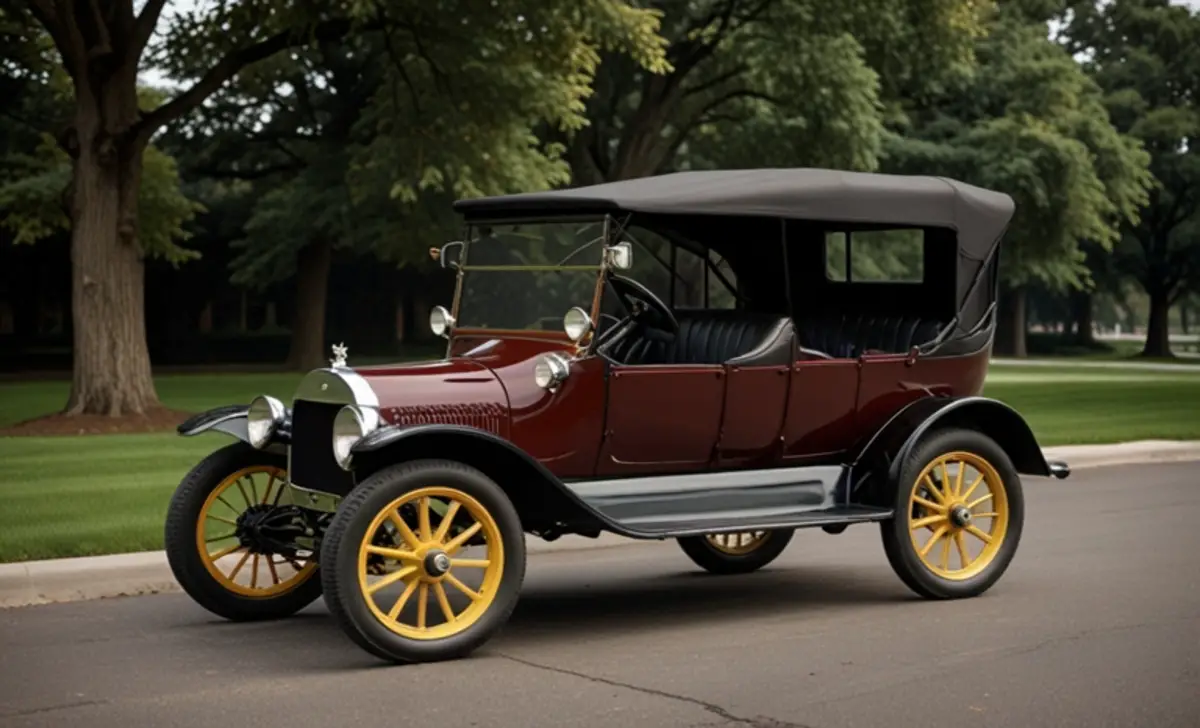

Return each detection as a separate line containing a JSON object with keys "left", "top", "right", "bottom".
{"left": 500, "top": 564, "right": 911, "bottom": 645}
{"left": 151, "top": 563, "right": 913, "bottom": 671}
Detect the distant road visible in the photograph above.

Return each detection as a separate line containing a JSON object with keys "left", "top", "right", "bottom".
{"left": 1, "top": 462, "right": 1198, "bottom": 728}
{"left": 991, "top": 357, "right": 1200, "bottom": 371}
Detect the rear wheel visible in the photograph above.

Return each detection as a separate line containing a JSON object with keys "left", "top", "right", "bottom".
{"left": 320, "top": 460, "right": 525, "bottom": 664}
{"left": 677, "top": 529, "right": 794, "bottom": 574}
{"left": 880, "top": 428, "right": 1024, "bottom": 599}
{"left": 164, "top": 442, "right": 322, "bottom": 621}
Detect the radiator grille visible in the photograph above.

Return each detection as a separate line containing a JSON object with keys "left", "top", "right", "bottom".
{"left": 289, "top": 400, "right": 355, "bottom": 496}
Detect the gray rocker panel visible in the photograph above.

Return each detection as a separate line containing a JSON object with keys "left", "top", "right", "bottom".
{"left": 564, "top": 465, "right": 893, "bottom": 538}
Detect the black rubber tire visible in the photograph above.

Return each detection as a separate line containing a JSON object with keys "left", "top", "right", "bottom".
{"left": 880, "top": 427, "right": 1025, "bottom": 600}
{"left": 164, "top": 442, "right": 323, "bottom": 621}
{"left": 320, "top": 459, "right": 527, "bottom": 664}
{"left": 677, "top": 529, "right": 794, "bottom": 575}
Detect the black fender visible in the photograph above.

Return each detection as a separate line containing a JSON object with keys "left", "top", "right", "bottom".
{"left": 351, "top": 424, "right": 620, "bottom": 535}
{"left": 176, "top": 404, "right": 291, "bottom": 452}
{"left": 849, "top": 395, "right": 1068, "bottom": 503}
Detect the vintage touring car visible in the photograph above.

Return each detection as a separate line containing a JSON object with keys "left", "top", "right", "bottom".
{"left": 167, "top": 168, "right": 1070, "bottom": 664}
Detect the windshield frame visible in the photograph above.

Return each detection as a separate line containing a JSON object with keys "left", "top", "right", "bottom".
{"left": 447, "top": 215, "right": 614, "bottom": 341}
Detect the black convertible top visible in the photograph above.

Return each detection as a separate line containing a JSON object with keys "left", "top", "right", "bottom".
{"left": 453, "top": 168, "right": 1016, "bottom": 263}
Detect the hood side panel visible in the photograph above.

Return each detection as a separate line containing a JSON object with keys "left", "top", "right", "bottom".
{"left": 456, "top": 338, "right": 606, "bottom": 479}
{"left": 357, "top": 359, "right": 511, "bottom": 438}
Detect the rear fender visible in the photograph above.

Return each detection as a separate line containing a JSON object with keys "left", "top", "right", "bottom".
{"left": 849, "top": 396, "right": 1067, "bottom": 505}
{"left": 351, "top": 425, "right": 615, "bottom": 535}
{"left": 176, "top": 404, "right": 290, "bottom": 454}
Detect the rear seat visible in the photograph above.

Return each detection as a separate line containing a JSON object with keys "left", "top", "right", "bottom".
{"left": 797, "top": 313, "right": 943, "bottom": 359}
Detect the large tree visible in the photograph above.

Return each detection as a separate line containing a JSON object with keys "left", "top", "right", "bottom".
{"left": 880, "top": 7, "right": 1152, "bottom": 356}
{"left": 2, "top": 0, "right": 358, "bottom": 415}
{"left": 4, "top": 0, "right": 668, "bottom": 414}
{"left": 1062, "top": 0, "right": 1200, "bottom": 357}
{"left": 0, "top": 20, "right": 201, "bottom": 329}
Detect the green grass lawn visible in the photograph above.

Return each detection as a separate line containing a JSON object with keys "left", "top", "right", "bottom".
{"left": 1, "top": 362, "right": 1198, "bottom": 563}
{"left": 0, "top": 372, "right": 305, "bottom": 429}
{"left": 984, "top": 365, "right": 1200, "bottom": 445}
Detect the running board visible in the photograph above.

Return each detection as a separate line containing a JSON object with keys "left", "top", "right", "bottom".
{"left": 562, "top": 465, "right": 893, "bottom": 539}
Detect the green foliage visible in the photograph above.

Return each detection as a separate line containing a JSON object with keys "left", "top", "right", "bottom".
{"left": 1062, "top": 0, "right": 1200, "bottom": 305}
{"left": 160, "top": 0, "right": 671, "bottom": 287}
{"left": 0, "top": 17, "right": 203, "bottom": 263}
{"left": 568, "top": 0, "right": 991, "bottom": 181}
{"left": 881, "top": 11, "right": 1152, "bottom": 291}
{"left": 693, "top": 32, "right": 885, "bottom": 171}
{"left": 0, "top": 131, "right": 204, "bottom": 264}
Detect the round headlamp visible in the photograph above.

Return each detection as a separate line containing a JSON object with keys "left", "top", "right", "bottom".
{"left": 430, "top": 305, "right": 455, "bottom": 338}
{"left": 533, "top": 352, "right": 571, "bottom": 390}
{"left": 246, "top": 395, "right": 286, "bottom": 449}
{"left": 332, "top": 404, "right": 381, "bottom": 471}
{"left": 563, "top": 307, "right": 593, "bottom": 342}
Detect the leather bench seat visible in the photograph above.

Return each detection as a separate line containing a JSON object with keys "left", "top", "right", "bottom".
{"left": 612, "top": 310, "right": 794, "bottom": 366}
{"left": 797, "top": 313, "right": 943, "bottom": 359}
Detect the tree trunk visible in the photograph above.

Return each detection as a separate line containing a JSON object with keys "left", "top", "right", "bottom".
{"left": 994, "top": 286, "right": 1028, "bottom": 358}
{"left": 1181, "top": 301, "right": 1190, "bottom": 335}
{"left": 286, "top": 240, "right": 333, "bottom": 370}
{"left": 64, "top": 79, "right": 159, "bottom": 416}
{"left": 1069, "top": 289, "right": 1096, "bottom": 346}
{"left": 1141, "top": 290, "right": 1173, "bottom": 358}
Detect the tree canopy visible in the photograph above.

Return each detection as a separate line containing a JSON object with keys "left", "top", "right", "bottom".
{"left": 559, "top": 0, "right": 992, "bottom": 183}
{"left": 876, "top": 5, "right": 1153, "bottom": 353}
{"left": 158, "top": 1, "right": 671, "bottom": 367}
{"left": 1061, "top": 0, "right": 1200, "bottom": 356}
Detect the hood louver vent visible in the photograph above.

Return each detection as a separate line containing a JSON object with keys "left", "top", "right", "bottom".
{"left": 383, "top": 403, "right": 506, "bottom": 436}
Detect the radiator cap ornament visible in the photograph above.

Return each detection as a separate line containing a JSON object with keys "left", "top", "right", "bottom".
{"left": 330, "top": 342, "right": 348, "bottom": 368}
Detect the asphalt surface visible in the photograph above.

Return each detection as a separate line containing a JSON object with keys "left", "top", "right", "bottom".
{"left": 2, "top": 462, "right": 1198, "bottom": 728}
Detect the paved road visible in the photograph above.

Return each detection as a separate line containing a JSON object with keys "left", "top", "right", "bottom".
{"left": 2, "top": 462, "right": 1198, "bottom": 728}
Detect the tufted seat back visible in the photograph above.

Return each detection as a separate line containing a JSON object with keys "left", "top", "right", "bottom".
{"left": 611, "top": 310, "right": 794, "bottom": 366}
{"left": 797, "top": 313, "right": 943, "bottom": 359}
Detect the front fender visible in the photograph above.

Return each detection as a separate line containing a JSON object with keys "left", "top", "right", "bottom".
{"left": 177, "top": 404, "right": 290, "bottom": 453}
{"left": 852, "top": 396, "right": 1069, "bottom": 481}
{"left": 351, "top": 424, "right": 623, "bottom": 535}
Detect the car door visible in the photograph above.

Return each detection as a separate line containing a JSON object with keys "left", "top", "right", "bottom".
{"left": 594, "top": 363, "right": 725, "bottom": 475}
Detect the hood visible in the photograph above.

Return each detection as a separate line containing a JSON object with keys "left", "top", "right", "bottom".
{"left": 352, "top": 359, "right": 511, "bottom": 438}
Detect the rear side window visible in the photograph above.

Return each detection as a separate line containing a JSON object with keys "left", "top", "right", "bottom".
{"left": 825, "top": 229, "right": 924, "bottom": 283}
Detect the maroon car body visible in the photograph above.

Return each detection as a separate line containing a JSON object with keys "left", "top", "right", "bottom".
{"left": 174, "top": 169, "right": 1070, "bottom": 664}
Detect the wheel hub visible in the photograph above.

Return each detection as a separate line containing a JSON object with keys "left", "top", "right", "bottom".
{"left": 949, "top": 504, "right": 972, "bottom": 528}
{"left": 423, "top": 549, "right": 451, "bottom": 578}
{"left": 236, "top": 505, "right": 307, "bottom": 556}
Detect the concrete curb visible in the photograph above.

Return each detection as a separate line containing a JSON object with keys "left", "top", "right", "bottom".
{"left": 0, "top": 532, "right": 641, "bottom": 610}
{"left": 3, "top": 440, "right": 1198, "bottom": 610}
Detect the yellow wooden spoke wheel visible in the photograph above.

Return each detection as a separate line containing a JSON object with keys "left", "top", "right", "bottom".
{"left": 196, "top": 465, "right": 318, "bottom": 598}
{"left": 165, "top": 443, "right": 324, "bottom": 622}
{"left": 705, "top": 531, "right": 770, "bottom": 555}
{"left": 880, "top": 429, "right": 1024, "bottom": 600}
{"left": 906, "top": 451, "right": 1009, "bottom": 581}
{"left": 678, "top": 529, "right": 794, "bottom": 574}
{"left": 356, "top": 487, "right": 505, "bottom": 640}
{"left": 321, "top": 459, "right": 526, "bottom": 664}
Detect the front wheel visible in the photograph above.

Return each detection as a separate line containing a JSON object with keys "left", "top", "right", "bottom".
{"left": 677, "top": 529, "right": 794, "bottom": 575}
{"left": 164, "top": 442, "right": 323, "bottom": 621}
{"left": 320, "top": 459, "right": 526, "bottom": 664}
{"left": 880, "top": 428, "right": 1024, "bottom": 599}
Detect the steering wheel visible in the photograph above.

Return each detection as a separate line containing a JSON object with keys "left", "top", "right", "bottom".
{"left": 606, "top": 274, "right": 679, "bottom": 335}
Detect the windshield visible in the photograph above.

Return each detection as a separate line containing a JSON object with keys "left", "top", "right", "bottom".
{"left": 454, "top": 220, "right": 606, "bottom": 331}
